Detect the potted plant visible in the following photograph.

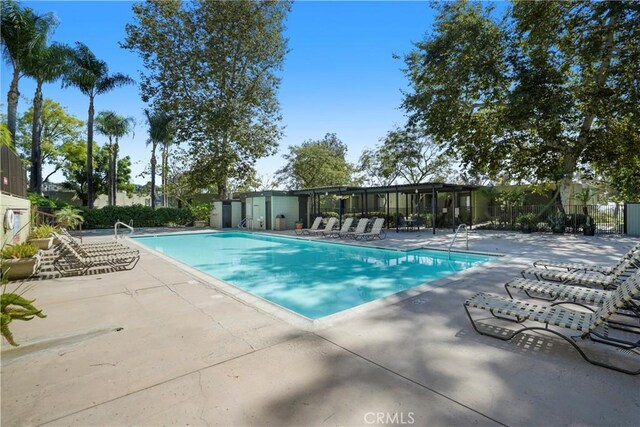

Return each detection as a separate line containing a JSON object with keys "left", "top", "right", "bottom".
{"left": 295, "top": 219, "right": 304, "bottom": 230}
{"left": 516, "top": 213, "right": 537, "bottom": 234}
{"left": 28, "top": 224, "right": 59, "bottom": 250}
{"left": 190, "top": 203, "right": 211, "bottom": 227}
{"left": 1, "top": 243, "right": 41, "bottom": 280}
{"left": 547, "top": 212, "right": 566, "bottom": 234}
{"left": 583, "top": 215, "right": 596, "bottom": 236}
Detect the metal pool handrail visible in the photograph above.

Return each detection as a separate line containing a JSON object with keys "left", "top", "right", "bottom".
{"left": 114, "top": 221, "right": 134, "bottom": 239}
{"left": 448, "top": 224, "right": 469, "bottom": 258}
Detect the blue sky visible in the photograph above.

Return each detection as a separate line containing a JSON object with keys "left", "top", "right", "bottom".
{"left": 2, "top": 0, "right": 443, "bottom": 186}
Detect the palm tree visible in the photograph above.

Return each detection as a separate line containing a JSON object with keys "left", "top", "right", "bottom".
{"left": 95, "top": 111, "right": 135, "bottom": 206}
{"left": 23, "top": 43, "right": 69, "bottom": 195}
{"left": 144, "top": 109, "right": 172, "bottom": 209}
{"left": 1, "top": 0, "right": 56, "bottom": 147}
{"left": 161, "top": 138, "right": 175, "bottom": 208}
{"left": 62, "top": 42, "right": 133, "bottom": 208}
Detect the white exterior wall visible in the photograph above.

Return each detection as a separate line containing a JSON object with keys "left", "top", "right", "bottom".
{"left": 1, "top": 194, "right": 31, "bottom": 245}
{"left": 271, "top": 196, "right": 299, "bottom": 230}
{"left": 245, "top": 196, "right": 266, "bottom": 230}
{"left": 210, "top": 201, "right": 223, "bottom": 228}
{"left": 231, "top": 201, "right": 242, "bottom": 228}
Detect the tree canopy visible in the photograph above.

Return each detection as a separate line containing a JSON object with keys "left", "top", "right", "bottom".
{"left": 402, "top": 0, "right": 640, "bottom": 205}
{"left": 124, "top": 0, "right": 291, "bottom": 199}
{"left": 275, "top": 133, "right": 355, "bottom": 190}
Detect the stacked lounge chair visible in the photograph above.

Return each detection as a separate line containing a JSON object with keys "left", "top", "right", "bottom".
{"left": 52, "top": 233, "right": 140, "bottom": 276}
{"left": 464, "top": 270, "right": 640, "bottom": 374}
{"left": 531, "top": 242, "right": 640, "bottom": 274}
{"left": 327, "top": 217, "right": 353, "bottom": 238}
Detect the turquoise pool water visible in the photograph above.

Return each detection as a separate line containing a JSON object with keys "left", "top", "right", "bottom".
{"left": 133, "top": 232, "right": 495, "bottom": 319}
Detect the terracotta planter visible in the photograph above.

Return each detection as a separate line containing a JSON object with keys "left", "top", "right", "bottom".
{"left": 1, "top": 252, "right": 41, "bottom": 280}
{"left": 295, "top": 223, "right": 304, "bottom": 230}
{"left": 29, "top": 237, "right": 54, "bottom": 250}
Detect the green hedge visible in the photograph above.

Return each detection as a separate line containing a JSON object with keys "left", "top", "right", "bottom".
{"left": 81, "top": 205, "right": 194, "bottom": 229}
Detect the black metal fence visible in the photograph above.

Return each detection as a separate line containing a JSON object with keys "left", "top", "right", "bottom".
{"left": 481, "top": 204, "right": 624, "bottom": 234}
{"left": 1, "top": 145, "right": 27, "bottom": 197}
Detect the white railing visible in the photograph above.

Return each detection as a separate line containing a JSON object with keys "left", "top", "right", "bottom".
{"left": 448, "top": 224, "right": 469, "bottom": 258}
{"left": 114, "top": 221, "right": 134, "bottom": 239}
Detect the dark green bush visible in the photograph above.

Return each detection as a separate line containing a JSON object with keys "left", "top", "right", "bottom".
{"left": 81, "top": 205, "right": 194, "bottom": 229}
{"left": 27, "top": 192, "right": 69, "bottom": 208}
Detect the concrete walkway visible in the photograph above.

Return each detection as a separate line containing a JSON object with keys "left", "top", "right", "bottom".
{"left": 1, "top": 230, "right": 638, "bottom": 426}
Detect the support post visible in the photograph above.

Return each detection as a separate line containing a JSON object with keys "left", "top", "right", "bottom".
{"left": 432, "top": 187, "right": 436, "bottom": 235}
{"left": 395, "top": 187, "right": 400, "bottom": 233}
{"left": 452, "top": 189, "right": 457, "bottom": 232}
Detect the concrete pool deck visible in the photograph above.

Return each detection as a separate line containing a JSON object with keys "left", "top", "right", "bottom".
{"left": 1, "top": 229, "right": 638, "bottom": 426}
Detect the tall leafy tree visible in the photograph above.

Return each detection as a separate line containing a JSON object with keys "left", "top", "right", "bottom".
{"left": 1, "top": 0, "right": 56, "bottom": 146}
{"left": 62, "top": 42, "right": 134, "bottom": 208}
{"left": 124, "top": 0, "right": 290, "bottom": 199}
{"left": 60, "top": 140, "right": 133, "bottom": 206}
{"left": 94, "top": 111, "right": 135, "bottom": 206}
{"left": 144, "top": 108, "right": 172, "bottom": 209}
{"left": 23, "top": 42, "right": 69, "bottom": 194}
{"left": 275, "top": 133, "right": 355, "bottom": 189}
{"left": 358, "top": 124, "right": 452, "bottom": 187}
{"left": 17, "top": 99, "right": 84, "bottom": 183}
{"left": 402, "top": 0, "right": 640, "bottom": 209}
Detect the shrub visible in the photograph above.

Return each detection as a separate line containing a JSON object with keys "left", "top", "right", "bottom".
{"left": 80, "top": 205, "right": 194, "bottom": 229}
{"left": 189, "top": 202, "right": 212, "bottom": 221}
{"left": 27, "top": 192, "right": 69, "bottom": 208}
{"left": 55, "top": 207, "right": 84, "bottom": 229}
{"left": 30, "top": 224, "right": 60, "bottom": 239}
{"left": 1, "top": 243, "right": 39, "bottom": 259}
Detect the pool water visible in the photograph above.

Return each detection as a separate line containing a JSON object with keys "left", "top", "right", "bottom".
{"left": 133, "top": 232, "right": 495, "bottom": 319}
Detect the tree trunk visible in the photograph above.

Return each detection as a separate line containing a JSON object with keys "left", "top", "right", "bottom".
{"left": 107, "top": 144, "right": 114, "bottom": 206}
{"left": 112, "top": 142, "right": 119, "bottom": 206}
{"left": 162, "top": 144, "right": 168, "bottom": 207}
{"left": 87, "top": 96, "right": 95, "bottom": 208}
{"left": 7, "top": 67, "right": 20, "bottom": 147}
{"left": 30, "top": 80, "right": 44, "bottom": 195}
{"left": 150, "top": 143, "right": 157, "bottom": 209}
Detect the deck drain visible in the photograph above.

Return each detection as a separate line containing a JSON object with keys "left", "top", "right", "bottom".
{"left": 412, "top": 298, "right": 428, "bottom": 305}
{"left": 114, "top": 327, "right": 124, "bottom": 332}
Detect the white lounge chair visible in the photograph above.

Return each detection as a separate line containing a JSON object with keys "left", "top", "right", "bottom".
{"left": 295, "top": 217, "right": 322, "bottom": 235}
{"left": 355, "top": 218, "right": 385, "bottom": 240}
{"left": 327, "top": 217, "right": 353, "bottom": 238}
{"left": 532, "top": 242, "right": 640, "bottom": 274}
{"left": 339, "top": 218, "right": 369, "bottom": 239}
{"left": 308, "top": 217, "right": 337, "bottom": 236}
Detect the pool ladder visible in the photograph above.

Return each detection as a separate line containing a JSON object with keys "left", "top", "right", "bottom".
{"left": 448, "top": 224, "right": 469, "bottom": 258}
{"left": 114, "top": 220, "right": 134, "bottom": 239}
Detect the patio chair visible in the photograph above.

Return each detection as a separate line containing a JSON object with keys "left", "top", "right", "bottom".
{"left": 463, "top": 270, "right": 640, "bottom": 374}
{"left": 355, "top": 218, "right": 386, "bottom": 240}
{"left": 328, "top": 217, "right": 353, "bottom": 238}
{"left": 53, "top": 232, "right": 133, "bottom": 255}
{"left": 53, "top": 239, "right": 140, "bottom": 276}
{"left": 308, "top": 217, "right": 337, "bottom": 237}
{"left": 295, "top": 217, "right": 322, "bottom": 235}
{"left": 521, "top": 251, "right": 640, "bottom": 290}
{"left": 339, "top": 218, "right": 369, "bottom": 239}
{"left": 532, "top": 242, "right": 640, "bottom": 274}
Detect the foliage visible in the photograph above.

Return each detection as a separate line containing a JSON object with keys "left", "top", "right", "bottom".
{"left": 275, "top": 133, "right": 355, "bottom": 189}
{"left": 1, "top": 243, "right": 39, "bottom": 259}
{"left": 59, "top": 140, "right": 134, "bottom": 205}
{"left": 402, "top": 1, "right": 640, "bottom": 208}
{"left": 516, "top": 212, "right": 537, "bottom": 230}
{"left": 189, "top": 202, "right": 212, "bottom": 221}
{"left": 358, "top": 124, "right": 452, "bottom": 186}
{"left": 54, "top": 207, "right": 84, "bottom": 229}
{"left": 30, "top": 224, "right": 59, "bottom": 239}
{"left": 80, "top": 205, "right": 193, "bottom": 229}
{"left": 1, "top": 0, "right": 57, "bottom": 146}
{"left": 124, "top": 0, "right": 290, "bottom": 198}
{"left": 1, "top": 280, "right": 46, "bottom": 346}
{"left": 0, "top": 122, "right": 11, "bottom": 146}
{"left": 27, "top": 192, "right": 68, "bottom": 208}
{"left": 95, "top": 111, "right": 136, "bottom": 206}
{"left": 17, "top": 99, "right": 85, "bottom": 183}
{"left": 497, "top": 189, "right": 527, "bottom": 207}
{"left": 547, "top": 212, "right": 566, "bottom": 232}
{"left": 62, "top": 42, "right": 134, "bottom": 208}
{"left": 144, "top": 108, "right": 173, "bottom": 209}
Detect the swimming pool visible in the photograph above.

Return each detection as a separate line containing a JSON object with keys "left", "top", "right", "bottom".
{"left": 133, "top": 232, "right": 495, "bottom": 319}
